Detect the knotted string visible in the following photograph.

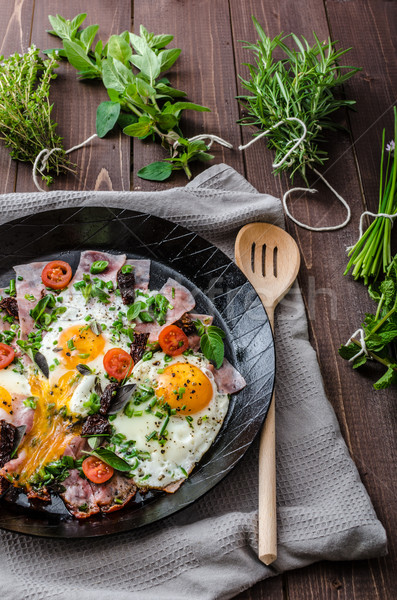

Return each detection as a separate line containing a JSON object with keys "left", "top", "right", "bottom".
{"left": 347, "top": 210, "right": 397, "bottom": 250}
{"left": 32, "top": 134, "right": 98, "bottom": 192}
{"left": 239, "top": 117, "right": 351, "bottom": 231}
{"left": 173, "top": 134, "right": 233, "bottom": 150}
{"left": 344, "top": 328, "right": 369, "bottom": 362}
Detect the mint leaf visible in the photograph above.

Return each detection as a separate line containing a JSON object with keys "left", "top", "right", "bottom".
{"left": 373, "top": 366, "right": 397, "bottom": 390}
{"left": 96, "top": 101, "right": 121, "bottom": 138}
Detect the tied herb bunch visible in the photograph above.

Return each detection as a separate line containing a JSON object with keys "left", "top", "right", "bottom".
{"left": 345, "top": 107, "right": 397, "bottom": 283}
{"left": 0, "top": 46, "right": 72, "bottom": 185}
{"left": 339, "top": 254, "right": 397, "bottom": 389}
{"left": 238, "top": 18, "right": 360, "bottom": 184}
{"left": 47, "top": 13, "right": 214, "bottom": 181}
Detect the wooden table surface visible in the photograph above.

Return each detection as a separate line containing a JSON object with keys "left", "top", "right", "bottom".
{"left": 0, "top": 1, "right": 396, "bottom": 598}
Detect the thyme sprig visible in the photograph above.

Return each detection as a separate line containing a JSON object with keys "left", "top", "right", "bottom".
{"left": 237, "top": 18, "right": 360, "bottom": 184}
{"left": 0, "top": 46, "right": 73, "bottom": 185}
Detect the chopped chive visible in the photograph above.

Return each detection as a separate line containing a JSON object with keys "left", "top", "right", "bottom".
{"left": 145, "top": 431, "right": 157, "bottom": 441}
{"left": 160, "top": 415, "right": 169, "bottom": 437}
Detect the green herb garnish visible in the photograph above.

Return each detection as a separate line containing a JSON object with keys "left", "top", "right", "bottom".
{"left": 339, "top": 255, "right": 397, "bottom": 389}
{"left": 47, "top": 14, "right": 213, "bottom": 181}
{"left": 237, "top": 18, "right": 359, "bottom": 184}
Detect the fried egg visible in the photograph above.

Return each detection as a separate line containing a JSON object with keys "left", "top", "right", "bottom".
{"left": 38, "top": 282, "right": 133, "bottom": 415}
{"left": 0, "top": 366, "right": 32, "bottom": 419}
{"left": 111, "top": 352, "right": 229, "bottom": 489}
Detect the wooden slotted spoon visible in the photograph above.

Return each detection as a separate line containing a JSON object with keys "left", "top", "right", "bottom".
{"left": 235, "top": 223, "right": 300, "bottom": 565}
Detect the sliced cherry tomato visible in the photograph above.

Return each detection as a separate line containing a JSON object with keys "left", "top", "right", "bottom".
{"left": 103, "top": 348, "right": 134, "bottom": 381}
{"left": 0, "top": 343, "right": 15, "bottom": 369}
{"left": 82, "top": 456, "right": 114, "bottom": 484}
{"left": 41, "top": 260, "right": 72, "bottom": 290}
{"left": 158, "top": 324, "right": 189, "bottom": 356}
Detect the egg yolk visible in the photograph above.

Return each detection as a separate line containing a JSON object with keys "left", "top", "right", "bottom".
{"left": 155, "top": 362, "right": 213, "bottom": 415}
{"left": 0, "top": 386, "right": 12, "bottom": 413}
{"left": 58, "top": 324, "right": 105, "bottom": 369}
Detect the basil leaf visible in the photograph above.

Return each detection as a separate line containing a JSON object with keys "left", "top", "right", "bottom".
{"left": 34, "top": 351, "right": 49, "bottom": 379}
{"left": 96, "top": 102, "right": 121, "bottom": 138}
{"left": 108, "top": 383, "right": 136, "bottom": 415}
{"left": 107, "top": 34, "right": 132, "bottom": 65}
{"left": 127, "top": 301, "right": 146, "bottom": 321}
{"left": 137, "top": 161, "right": 173, "bottom": 181}
{"left": 159, "top": 48, "right": 181, "bottom": 72}
{"left": 76, "top": 364, "right": 93, "bottom": 376}
{"left": 90, "top": 320, "right": 102, "bottom": 336}
{"left": 200, "top": 332, "right": 224, "bottom": 369}
{"left": 63, "top": 40, "right": 100, "bottom": 76}
{"left": 91, "top": 448, "right": 131, "bottom": 472}
{"left": 10, "top": 425, "right": 27, "bottom": 459}
{"left": 123, "top": 119, "right": 153, "bottom": 138}
{"left": 207, "top": 325, "right": 226, "bottom": 339}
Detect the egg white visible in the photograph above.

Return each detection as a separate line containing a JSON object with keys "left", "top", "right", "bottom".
{"left": 111, "top": 352, "right": 229, "bottom": 489}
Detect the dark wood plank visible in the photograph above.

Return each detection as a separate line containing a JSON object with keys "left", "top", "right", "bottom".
{"left": 14, "top": 0, "right": 131, "bottom": 192}
{"left": 230, "top": 0, "right": 396, "bottom": 599}
{"left": 0, "top": 0, "right": 34, "bottom": 193}
{"left": 325, "top": 0, "right": 397, "bottom": 214}
{"left": 133, "top": 0, "right": 244, "bottom": 191}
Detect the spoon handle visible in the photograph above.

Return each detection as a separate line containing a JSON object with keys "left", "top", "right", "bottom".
{"left": 258, "top": 302, "right": 277, "bottom": 565}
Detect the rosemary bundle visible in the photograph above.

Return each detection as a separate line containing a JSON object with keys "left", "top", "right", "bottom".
{"left": 0, "top": 46, "right": 72, "bottom": 185}
{"left": 238, "top": 18, "right": 360, "bottom": 184}
{"left": 345, "top": 107, "right": 397, "bottom": 283}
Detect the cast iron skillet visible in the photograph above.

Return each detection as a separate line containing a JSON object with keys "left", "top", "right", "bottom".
{"left": 0, "top": 206, "right": 275, "bottom": 537}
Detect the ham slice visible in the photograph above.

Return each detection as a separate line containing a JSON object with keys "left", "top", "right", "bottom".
{"left": 0, "top": 395, "right": 35, "bottom": 434}
{"left": 62, "top": 436, "right": 136, "bottom": 517}
{"left": 91, "top": 474, "right": 137, "bottom": 513}
{"left": 126, "top": 258, "right": 151, "bottom": 291}
{"left": 14, "top": 262, "right": 47, "bottom": 339}
{"left": 60, "top": 437, "right": 100, "bottom": 518}
{"left": 60, "top": 469, "right": 100, "bottom": 519}
{"left": 213, "top": 358, "right": 246, "bottom": 394}
{"left": 135, "top": 278, "right": 195, "bottom": 342}
{"left": 71, "top": 250, "right": 126, "bottom": 286}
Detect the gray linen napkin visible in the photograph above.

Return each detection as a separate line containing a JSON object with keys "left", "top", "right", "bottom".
{"left": 0, "top": 164, "right": 387, "bottom": 600}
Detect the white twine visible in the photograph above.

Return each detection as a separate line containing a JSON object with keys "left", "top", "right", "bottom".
{"left": 239, "top": 117, "right": 351, "bottom": 232}
{"left": 345, "top": 328, "right": 369, "bottom": 362}
{"left": 238, "top": 117, "right": 307, "bottom": 169}
{"left": 32, "top": 134, "right": 98, "bottom": 192}
{"left": 347, "top": 210, "right": 397, "bottom": 250}
{"left": 173, "top": 134, "right": 233, "bottom": 150}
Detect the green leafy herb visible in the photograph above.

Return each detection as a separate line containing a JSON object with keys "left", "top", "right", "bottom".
{"left": 194, "top": 320, "right": 225, "bottom": 369}
{"left": 0, "top": 46, "right": 73, "bottom": 185}
{"left": 345, "top": 107, "right": 397, "bottom": 283}
{"left": 47, "top": 15, "right": 212, "bottom": 180}
{"left": 339, "top": 255, "right": 397, "bottom": 389}
{"left": 237, "top": 18, "right": 360, "bottom": 184}
{"left": 85, "top": 447, "right": 131, "bottom": 472}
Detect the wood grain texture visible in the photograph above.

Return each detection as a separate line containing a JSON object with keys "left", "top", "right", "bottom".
{"left": 0, "top": 0, "right": 34, "bottom": 194}
{"left": 230, "top": 1, "right": 396, "bottom": 599}
{"left": 133, "top": 0, "right": 244, "bottom": 191}
{"left": 0, "top": 1, "right": 395, "bottom": 598}
{"left": 14, "top": 0, "right": 131, "bottom": 192}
